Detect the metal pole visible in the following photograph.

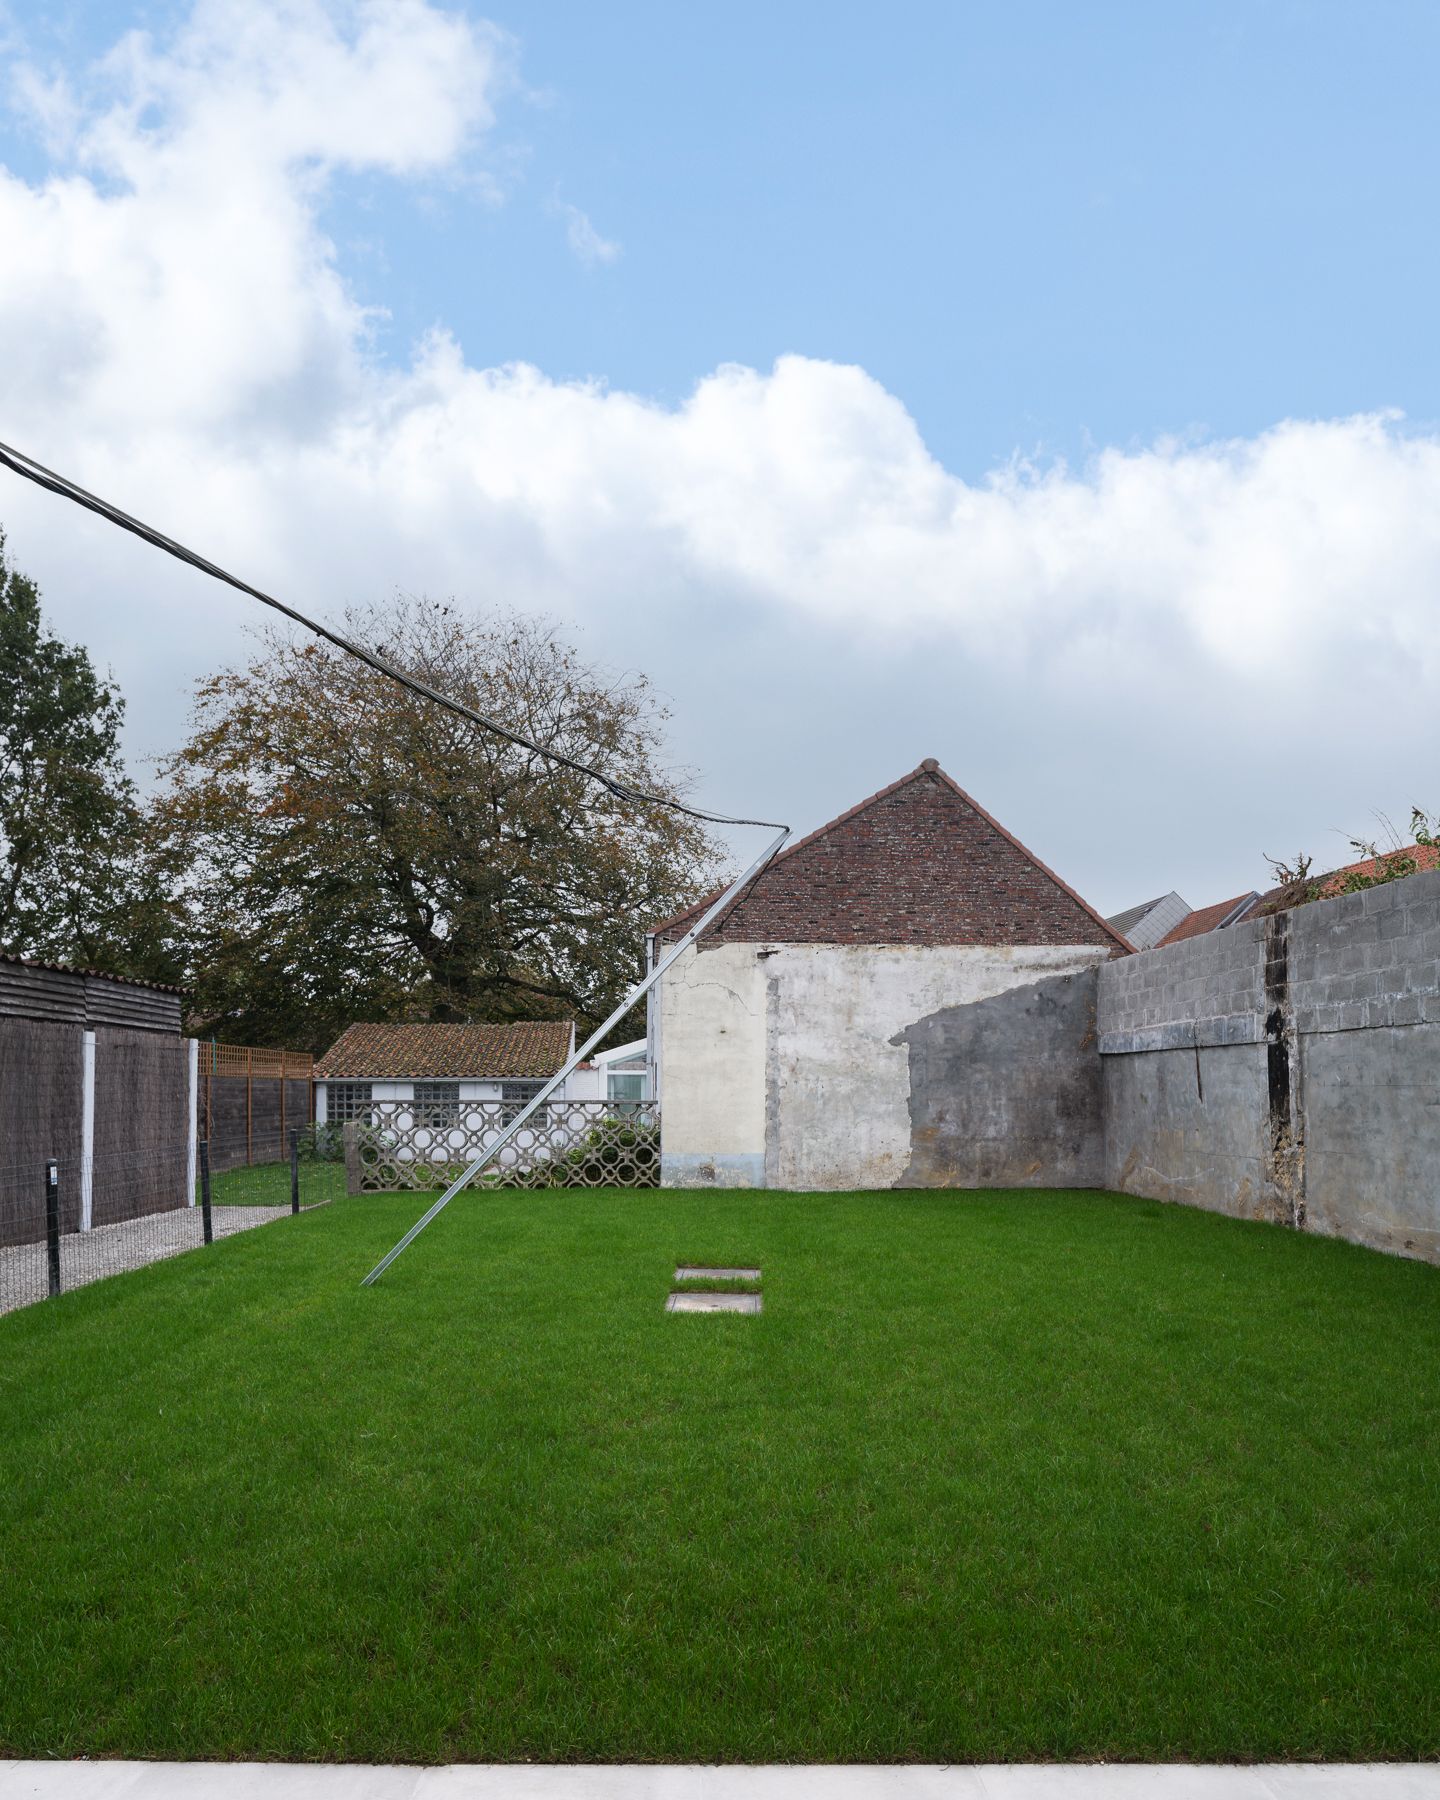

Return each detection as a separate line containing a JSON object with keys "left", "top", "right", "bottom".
{"left": 200, "top": 1139, "right": 213, "bottom": 1245}
{"left": 290, "top": 1129, "right": 300, "bottom": 1214}
{"left": 44, "top": 1160, "right": 60, "bottom": 1299}
{"left": 361, "top": 822, "right": 791, "bottom": 1286}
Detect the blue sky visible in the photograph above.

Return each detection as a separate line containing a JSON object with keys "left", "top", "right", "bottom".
{"left": 2, "top": 0, "right": 1440, "bottom": 910}
{"left": 12, "top": 0, "right": 1439, "bottom": 474}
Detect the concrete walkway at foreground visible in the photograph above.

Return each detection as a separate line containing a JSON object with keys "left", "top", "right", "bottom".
{"left": 3, "top": 1766, "right": 1438, "bottom": 1798}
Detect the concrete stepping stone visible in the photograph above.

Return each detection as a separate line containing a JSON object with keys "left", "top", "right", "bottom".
{"left": 674, "top": 1266, "right": 760, "bottom": 1281}
{"left": 665, "top": 1291, "right": 762, "bottom": 1314}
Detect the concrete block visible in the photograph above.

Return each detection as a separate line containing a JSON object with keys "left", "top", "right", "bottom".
{"left": 665, "top": 1291, "right": 762, "bottom": 1314}
{"left": 1391, "top": 994, "right": 1423, "bottom": 1027}
{"left": 1423, "top": 993, "right": 1440, "bottom": 1025}
{"left": 675, "top": 1266, "right": 760, "bottom": 1281}
{"left": 1404, "top": 960, "right": 1440, "bottom": 995}
{"left": 1361, "top": 880, "right": 1405, "bottom": 914}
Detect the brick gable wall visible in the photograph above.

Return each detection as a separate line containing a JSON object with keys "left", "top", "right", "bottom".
{"left": 660, "top": 765, "right": 1124, "bottom": 951}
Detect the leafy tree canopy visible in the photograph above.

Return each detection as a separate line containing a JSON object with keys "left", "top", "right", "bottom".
{"left": 0, "top": 532, "right": 163, "bottom": 974}
{"left": 153, "top": 597, "right": 725, "bottom": 1050}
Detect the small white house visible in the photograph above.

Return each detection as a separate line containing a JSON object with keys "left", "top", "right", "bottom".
{"left": 313, "top": 1021, "right": 652, "bottom": 1129}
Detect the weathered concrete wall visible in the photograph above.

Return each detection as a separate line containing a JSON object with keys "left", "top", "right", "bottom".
{"left": 659, "top": 940, "right": 1109, "bottom": 1189}
{"left": 656, "top": 943, "right": 767, "bottom": 1187}
{"left": 892, "top": 968, "right": 1104, "bottom": 1187}
{"left": 1099, "top": 867, "right": 1440, "bottom": 1261}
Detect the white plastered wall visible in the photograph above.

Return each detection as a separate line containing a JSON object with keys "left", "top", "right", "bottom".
{"left": 659, "top": 940, "right": 1109, "bottom": 1190}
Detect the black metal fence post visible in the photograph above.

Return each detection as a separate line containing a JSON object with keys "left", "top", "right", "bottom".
{"left": 45, "top": 1160, "right": 61, "bottom": 1299}
{"left": 200, "top": 1138, "right": 213, "bottom": 1245}
{"left": 290, "top": 1128, "right": 300, "bottom": 1214}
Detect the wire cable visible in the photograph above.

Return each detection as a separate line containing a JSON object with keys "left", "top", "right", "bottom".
{"left": 0, "top": 436, "right": 788, "bottom": 836}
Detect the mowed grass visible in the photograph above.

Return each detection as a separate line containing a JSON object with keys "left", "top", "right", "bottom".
{"left": 2, "top": 1187, "right": 1439, "bottom": 1764}
{"left": 205, "top": 1156, "right": 349, "bottom": 1207}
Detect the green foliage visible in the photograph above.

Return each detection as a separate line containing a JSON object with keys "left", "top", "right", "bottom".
{"left": 0, "top": 531, "right": 173, "bottom": 977}
{"left": 150, "top": 598, "right": 724, "bottom": 1050}
{"left": 506, "top": 1115, "right": 660, "bottom": 1188}
{"left": 1265, "top": 807, "right": 1440, "bottom": 911}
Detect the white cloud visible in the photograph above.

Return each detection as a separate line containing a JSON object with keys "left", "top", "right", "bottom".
{"left": 1, "top": 0, "right": 1438, "bottom": 906}
{"left": 556, "top": 199, "right": 620, "bottom": 267}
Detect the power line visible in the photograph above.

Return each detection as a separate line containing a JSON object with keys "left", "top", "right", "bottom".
{"left": 0, "top": 436, "right": 787, "bottom": 836}
{"left": 0, "top": 433, "right": 792, "bottom": 1283}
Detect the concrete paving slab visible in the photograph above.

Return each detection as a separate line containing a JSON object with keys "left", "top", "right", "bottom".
{"left": 1258, "top": 1771, "right": 1440, "bottom": 1799}
{"left": 674, "top": 1268, "right": 761, "bottom": 1282}
{"left": 4, "top": 1769, "right": 1439, "bottom": 1800}
{"left": 419, "top": 1767, "right": 703, "bottom": 1799}
{"left": 0, "top": 1767, "right": 421, "bottom": 1800}
{"left": 976, "top": 1768, "right": 1275, "bottom": 1798}
{"left": 665, "top": 1292, "right": 762, "bottom": 1314}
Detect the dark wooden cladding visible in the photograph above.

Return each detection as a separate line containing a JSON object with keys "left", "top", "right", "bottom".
{"left": 0, "top": 957, "right": 182, "bottom": 1035}
{"left": 83, "top": 976, "right": 182, "bottom": 1035}
{"left": 0, "top": 963, "right": 87, "bottom": 1027}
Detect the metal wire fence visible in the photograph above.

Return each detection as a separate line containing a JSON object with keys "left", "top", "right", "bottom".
{"left": 0, "top": 1126, "right": 346, "bottom": 1318}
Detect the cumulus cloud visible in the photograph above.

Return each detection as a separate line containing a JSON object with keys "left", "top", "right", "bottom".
{"left": 0, "top": 0, "right": 1437, "bottom": 906}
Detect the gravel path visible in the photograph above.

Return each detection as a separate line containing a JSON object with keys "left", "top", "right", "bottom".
{"left": 0, "top": 1204, "right": 297, "bottom": 1317}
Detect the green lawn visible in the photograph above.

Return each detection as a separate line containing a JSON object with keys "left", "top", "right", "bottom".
{"left": 205, "top": 1157, "right": 348, "bottom": 1207}
{"left": 2, "top": 1187, "right": 1439, "bottom": 1764}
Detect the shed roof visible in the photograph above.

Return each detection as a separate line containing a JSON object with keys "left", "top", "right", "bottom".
{"left": 314, "top": 1020, "right": 574, "bottom": 1081}
{"left": 654, "top": 760, "right": 1129, "bottom": 953}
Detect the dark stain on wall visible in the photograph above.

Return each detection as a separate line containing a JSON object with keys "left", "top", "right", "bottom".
{"left": 1262, "top": 910, "right": 1306, "bottom": 1226}
{"left": 890, "top": 969, "right": 1104, "bottom": 1188}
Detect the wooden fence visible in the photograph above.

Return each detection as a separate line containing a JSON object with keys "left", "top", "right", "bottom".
{"left": 199, "top": 1042, "right": 315, "bottom": 1171}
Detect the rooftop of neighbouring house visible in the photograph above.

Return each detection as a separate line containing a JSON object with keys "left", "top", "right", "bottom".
{"left": 653, "top": 759, "right": 1130, "bottom": 953}
{"left": 1105, "top": 890, "right": 1191, "bottom": 951}
{"left": 314, "top": 1020, "right": 575, "bottom": 1081}
{"left": 1154, "top": 841, "right": 1440, "bottom": 949}
{"left": 1252, "top": 841, "right": 1440, "bottom": 914}
{"left": 1155, "top": 892, "right": 1261, "bottom": 948}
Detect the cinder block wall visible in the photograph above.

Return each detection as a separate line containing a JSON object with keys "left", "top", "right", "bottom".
{"left": 1097, "top": 869, "right": 1440, "bottom": 1262}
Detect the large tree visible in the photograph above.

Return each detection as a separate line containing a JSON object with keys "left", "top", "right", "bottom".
{"left": 0, "top": 531, "right": 160, "bottom": 972}
{"left": 153, "top": 598, "right": 725, "bottom": 1049}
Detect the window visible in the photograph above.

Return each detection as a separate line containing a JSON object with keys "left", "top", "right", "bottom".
{"left": 413, "top": 1081, "right": 461, "bottom": 1127}
{"left": 327, "top": 1081, "right": 372, "bottom": 1123}
{"left": 607, "top": 1071, "right": 646, "bottom": 1107}
{"left": 501, "top": 1080, "right": 546, "bottom": 1126}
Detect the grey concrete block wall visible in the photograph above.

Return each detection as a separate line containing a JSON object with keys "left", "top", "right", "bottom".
{"left": 1303, "top": 1024, "right": 1440, "bottom": 1259}
{"left": 1103, "top": 1044, "right": 1268, "bottom": 1218}
{"left": 1097, "top": 868, "right": 1440, "bottom": 1262}
{"left": 1097, "top": 913, "right": 1266, "bottom": 1053}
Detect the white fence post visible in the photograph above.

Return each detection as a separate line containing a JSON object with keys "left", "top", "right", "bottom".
{"left": 79, "top": 1028, "right": 96, "bottom": 1232}
{"left": 186, "top": 1038, "right": 199, "bottom": 1207}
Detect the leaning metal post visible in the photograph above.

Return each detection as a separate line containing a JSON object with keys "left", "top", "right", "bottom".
{"left": 360, "top": 822, "right": 790, "bottom": 1286}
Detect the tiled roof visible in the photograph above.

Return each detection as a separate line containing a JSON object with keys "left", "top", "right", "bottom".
{"left": 1107, "top": 896, "right": 1170, "bottom": 936}
{"left": 1155, "top": 893, "right": 1259, "bottom": 947}
{"left": 1250, "top": 841, "right": 1440, "bottom": 918}
{"left": 0, "top": 950, "right": 184, "bottom": 994}
{"left": 314, "top": 1020, "right": 574, "bottom": 1080}
{"left": 653, "top": 760, "right": 1130, "bottom": 953}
